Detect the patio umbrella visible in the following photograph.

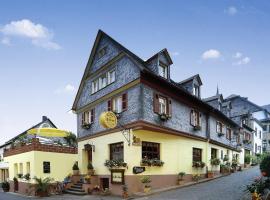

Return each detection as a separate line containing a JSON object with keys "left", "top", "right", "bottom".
{"left": 27, "top": 128, "right": 70, "bottom": 137}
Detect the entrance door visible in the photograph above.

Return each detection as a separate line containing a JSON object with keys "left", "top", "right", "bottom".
{"left": 87, "top": 149, "right": 92, "bottom": 163}
{"left": 101, "top": 178, "right": 109, "bottom": 190}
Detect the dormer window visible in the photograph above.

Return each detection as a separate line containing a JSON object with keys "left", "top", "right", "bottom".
{"left": 193, "top": 85, "right": 200, "bottom": 98}
{"left": 158, "top": 64, "right": 168, "bottom": 79}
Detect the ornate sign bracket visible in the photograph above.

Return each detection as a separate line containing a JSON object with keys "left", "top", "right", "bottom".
{"left": 121, "top": 128, "right": 131, "bottom": 146}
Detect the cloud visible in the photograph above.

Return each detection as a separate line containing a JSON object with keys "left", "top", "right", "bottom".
{"left": 234, "top": 57, "right": 250, "bottom": 65}
{"left": 0, "top": 19, "right": 61, "bottom": 50}
{"left": 171, "top": 51, "right": 180, "bottom": 56}
{"left": 1, "top": 37, "right": 11, "bottom": 45}
{"left": 201, "top": 49, "right": 221, "bottom": 60}
{"left": 54, "top": 84, "right": 76, "bottom": 95}
{"left": 225, "top": 6, "right": 238, "bottom": 16}
{"left": 233, "top": 52, "right": 242, "bottom": 58}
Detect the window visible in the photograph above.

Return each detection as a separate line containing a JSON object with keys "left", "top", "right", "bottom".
{"left": 226, "top": 128, "right": 232, "bottom": 141}
{"left": 193, "top": 148, "right": 202, "bottom": 162}
{"left": 108, "top": 93, "right": 128, "bottom": 114}
{"left": 211, "top": 148, "right": 217, "bottom": 159}
{"left": 107, "top": 70, "right": 115, "bottom": 84}
{"left": 99, "top": 74, "right": 107, "bottom": 90}
{"left": 190, "top": 110, "right": 201, "bottom": 127}
{"left": 255, "top": 143, "right": 257, "bottom": 153}
{"left": 216, "top": 121, "right": 223, "bottom": 133}
{"left": 26, "top": 162, "right": 30, "bottom": 174}
{"left": 245, "top": 132, "right": 251, "bottom": 140}
{"left": 91, "top": 69, "right": 116, "bottom": 94}
{"left": 142, "top": 142, "right": 160, "bottom": 159}
{"left": 242, "top": 118, "right": 248, "bottom": 126}
{"left": 259, "top": 131, "right": 262, "bottom": 139}
{"left": 220, "top": 150, "right": 224, "bottom": 160}
{"left": 153, "top": 93, "right": 172, "bottom": 116}
{"left": 98, "top": 46, "right": 107, "bottom": 59}
{"left": 91, "top": 79, "right": 99, "bottom": 94}
{"left": 255, "top": 128, "right": 257, "bottom": 137}
{"left": 110, "top": 142, "right": 124, "bottom": 160}
{"left": 43, "top": 162, "right": 50, "bottom": 173}
{"left": 159, "top": 96, "right": 167, "bottom": 114}
{"left": 193, "top": 85, "right": 200, "bottom": 97}
{"left": 258, "top": 146, "right": 261, "bottom": 153}
{"left": 81, "top": 109, "right": 95, "bottom": 125}
{"left": 158, "top": 64, "right": 168, "bottom": 79}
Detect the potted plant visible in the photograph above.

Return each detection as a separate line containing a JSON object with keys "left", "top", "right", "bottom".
{"left": 208, "top": 158, "right": 221, "bottom": 178}
{"left": 87, "top": 162, "right": 95, "bottom": 175}
{"left": 32, "top": 177, "right": 53, "bottom": 197}
{"left": 104, "top": 159, "right": 127, "bottom": 169}
{"left": 72, "top": 162, "right": 80, "bottom": 175}
{"left": 1, "top": 181, "right": 10, "bottom": 192}
{"left": 193, "top": 125, "right": 201, "bottom": 131}
{"left": 122, "top": 184, "right": 128, "bottom": 199}
{"left": 140, "top": 176, "right": 151, "bottom": 193}
{"left": 192, "top": 174, "right": 201, "bottom": 182}
{"left": 158, "top": 113, "right": 170, "bottom": 121}
{"left": 244, "top": 155, "right": 251, "bottom": 168}
{"left": 260, "top": 154, "right": 270, "bottom": 177}
{"left": 13, "top": 177, "right": 18, "bottom": 192}
{"left": 17, "top": 173, "right": 23, "bottom": 179}
{"left": 23, "top": 173, "right": 31, "bottom": 181}
{"left": 177, "top": 172, "right": 186, "bottom": 185}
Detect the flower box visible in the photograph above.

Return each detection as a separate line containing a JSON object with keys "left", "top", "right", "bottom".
{"left": 141, "top": 158, "right": 164, "bottom": 167}
{"left": 81, "top": 123, "right": 91, "bottom": 129}
{"left": 158, "top": 113, "right": 170, "bottom": 121}
{"left": 104, "top": 160, "right": 127, "bottom": 169}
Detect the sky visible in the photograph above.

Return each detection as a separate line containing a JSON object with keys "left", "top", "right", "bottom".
{"left": 0, "top": 0, "right": 270, "bottom": 143}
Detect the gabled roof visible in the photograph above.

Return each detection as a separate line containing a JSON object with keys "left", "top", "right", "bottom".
{"left": 203, "top": 94, "right": 223, "bottom": 103}
{"left": 262, "top": 104, "right": 270, "bottom": 112}
{"left": 178, "top": 74, "right": 203, "bottom": 86}
{"left": 72, "top": 30, "right": 151, "bottom": 111}
{"left": 145, "top": 48, "right": 173, "bottom": 65}
{"left": 0, "top": 117, "right": 57, "bottom": 148}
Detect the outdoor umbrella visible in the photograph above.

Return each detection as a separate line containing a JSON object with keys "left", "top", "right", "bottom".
{"left": 27, "top": 128, "right": 70, "bottom": 137}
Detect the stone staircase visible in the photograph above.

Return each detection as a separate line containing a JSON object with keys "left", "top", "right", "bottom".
{"left": 65, "top": 181, "right": 87, "bottom": 195}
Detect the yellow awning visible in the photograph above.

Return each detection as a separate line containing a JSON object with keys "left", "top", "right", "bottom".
{"left": 27, "top": 128, "right": 70, "bottom": 137}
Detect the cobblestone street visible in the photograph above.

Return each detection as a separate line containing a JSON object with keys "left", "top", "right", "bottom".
{"left": 137, "top": 166, "right": 260, "bottom": 200}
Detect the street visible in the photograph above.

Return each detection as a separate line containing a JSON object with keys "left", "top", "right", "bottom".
{"left": 0, "top": 167, "right": 260, "bottom": 200}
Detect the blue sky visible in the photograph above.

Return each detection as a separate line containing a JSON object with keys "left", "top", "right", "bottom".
{"left": 0, "top": 0, "right": 269, "bottom": 142}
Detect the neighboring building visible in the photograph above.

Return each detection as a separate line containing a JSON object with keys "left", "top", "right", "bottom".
{"left": 250, "top": 118, "right": 263, "bottom": 154}
{"left": 261, "top": 104, "right": 270, "bottom": 152}
{"left": 72, "top": 30, "right": 242, "bottom": 195}
{"left": 1, "top": 116, "right": 77, "bottom": 195}
{"left": 0, "top": 144, "right": 9, "bottom": 183}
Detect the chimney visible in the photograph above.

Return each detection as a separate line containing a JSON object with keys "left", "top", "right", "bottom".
{"left": 42, "top": 116, "right": 48, "bottom": 121}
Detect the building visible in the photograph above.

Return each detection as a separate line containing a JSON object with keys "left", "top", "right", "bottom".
{"left": 1, "top": 116, "right": 78, "bottom": 195}
{"left": 261, "top": 104, "right": 270, "bottom": 152}
{"left": 0, "top": 144, "right": 9, "bottom": 183}
{"left": 71, "top": 30, "right": 242, "bottom": 195}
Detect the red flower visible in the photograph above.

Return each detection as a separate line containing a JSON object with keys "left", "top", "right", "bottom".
{"left": 261, "top": 171, "right": 267, "bottom": 177}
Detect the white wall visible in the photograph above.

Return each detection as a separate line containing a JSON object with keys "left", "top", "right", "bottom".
{"left": 252, "top": 120, "right": 263, "bottom": 154}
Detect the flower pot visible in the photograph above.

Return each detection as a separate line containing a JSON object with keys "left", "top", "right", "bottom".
{"left": 122, "top": 192, "right": 129, "bottom": 199}
{"left": 207, "top": 172, "right": 214, "bottom": 178}
{"left": 144, "top": 186, "right": 151, "bottom": 193}
{"left": 177, "top": 180, "right": 182, "bottom": 185}
{"left": 73, "top": 170, "right": 80, "bottom": 175}
{"left": 36, "top": 191, "right": 49, "bottom": 197}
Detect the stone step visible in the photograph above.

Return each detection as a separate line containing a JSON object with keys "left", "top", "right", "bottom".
{"left": 68, "top": 187, "right": 85, "bottom": 193}
{"left": 65, "top": 189, "right": 87, "bottom": 195}
{"left": 71, "top": 185, "right": 83, "bottom": 189}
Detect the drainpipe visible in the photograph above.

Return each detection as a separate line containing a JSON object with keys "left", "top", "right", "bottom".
{"left": 206, "top": 113, "right": 210, "bottom": 174}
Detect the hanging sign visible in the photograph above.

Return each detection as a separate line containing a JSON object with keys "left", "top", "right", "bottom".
{"left": 133, "top": 166, "right": 145, "bottom": 174}
{"left": 99, "top": 111, "right": 117, "bottom": 129}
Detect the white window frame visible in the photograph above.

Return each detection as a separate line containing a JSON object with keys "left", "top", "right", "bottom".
{"left": 107, "top": 70, "right": 115, "bottom": 84}
{"left": 112, "top": 96, "right": 123, "bottom": 114}
{"left": 158, "top": 65, "right": 168, "bottom": 79}
{"left": 158, "top": 96, "right": 167, "bottom": 114}
{"left": 91, "top": 79, "right": 99, "bottom": 94}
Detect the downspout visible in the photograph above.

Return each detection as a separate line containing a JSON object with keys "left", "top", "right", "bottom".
{"left": 206, "top": 113, "right": 210, "bottom": 174}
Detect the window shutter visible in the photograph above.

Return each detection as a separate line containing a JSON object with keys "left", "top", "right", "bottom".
{"left": 82, "top": 112, "right": 85, "bottom": 125}
{"left": 153, "top": 93, "right": 159, "bottom": 113}
{"left": 108, "top": 99, "right": 112, "bottom": 111}
{"left": 90, "top": 108, "right": 95, "bottom": 123}
{"left": 190, "top": 110, "right": 194, "bottom": 126}
{"left": 122, "top": 93, "right": 128, "bottom": 111}
{"left": 199, "top": 113, "right": 202, "bottom": 126}
{"left": 168, "top": 99, "right": 172, "bottom": 117}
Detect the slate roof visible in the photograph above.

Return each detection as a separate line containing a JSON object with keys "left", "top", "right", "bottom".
{"left": 262, "top": 104, "right": 270, "bottom": 112}
{"left": 178, "top": 74, "right": 203, "bottom": 86}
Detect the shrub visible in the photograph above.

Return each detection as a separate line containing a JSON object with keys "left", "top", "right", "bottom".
{"left": 32, "top": 177, "right": 54, "bottom": 195}
{"left": 87, "top": 162, "right": 94, "bottom": 170}
{"left": 64, "top": 132, "right": 77, "bottom": 147}
{"left": 245, "top": 154, "right": 251, "bottom": 164}
{"left": 1, "top": 181, "right": 10, "bottom": 191}
{"left": 72, "top": 163, "right": 79, "bottom": 170}
{"left": 260, "top": 154, "right": 270, "bottom": 177}
{"left": 223, "top": 155, "right": 229, "bottom": 162}
{"left": 17, "top": 173, "right": 23, "bottom": 178}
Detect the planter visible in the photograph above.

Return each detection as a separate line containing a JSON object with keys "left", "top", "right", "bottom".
{"left": 2, "top": 188, "right": 9, "bottom": 192}
{"left": 36, "top": 191, "right": 49, "bottom": 197}
{"left": 122, "top": 192, "right": 129, "bottom": 199}
{"left": 144, "top": 186, "right": 151, "bottom": 193}
{"left": 193, "top": 125, "right": 201, "bottom": 131}
{"left": 207, "top": 171, "right": 214, "bottom": 178}
{"left": 73, "top": 170, "right": 80, "bottom": 175}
